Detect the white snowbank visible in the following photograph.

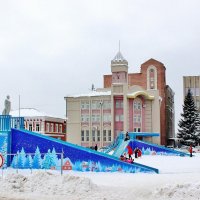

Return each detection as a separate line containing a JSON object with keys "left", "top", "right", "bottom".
{"left": 0, "top": 171, "right": 97, "bottom": 200}
{"left": 1, "top": 154, "right": 200, "bottom": 200}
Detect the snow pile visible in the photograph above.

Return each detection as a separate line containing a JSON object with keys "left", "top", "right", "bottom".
{"left": 0, "top": 171, "right": 97, "bottom": 200}
{"left": 154, "top": 182, "right": 200, "bottom": 200}
{"left": 1, "top": 155, "right": 200, "bottom": 200}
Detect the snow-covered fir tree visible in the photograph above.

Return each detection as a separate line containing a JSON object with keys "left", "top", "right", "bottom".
{"left": 11, "top": 151, "right": 19, "bottom": 168}
{"left": 24, "top": 155, "right": 33, "bottom": 169}
{"left": 18, "top": 148, "right": 26, "bottom": 169}
{"left": 177, "top": 89, "right": 200, "bottom": 146}
{"left": 32, "top": 146, "right": 42, "bottom": 169}
{"left": 42, "top": 149, "right": 56, "bottom": 169}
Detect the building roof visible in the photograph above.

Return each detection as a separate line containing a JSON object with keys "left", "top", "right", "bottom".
{"left": 66, "top": 90, "right": 111, "bottom": 98}
{"left": 112, "top": 51, "right": 127, "bottom": 62}
{"left": 10, "top": 108, "right": 64, "bottom": 119}
{"left": 141, "top": 58, "right": 165, "bottom": 67}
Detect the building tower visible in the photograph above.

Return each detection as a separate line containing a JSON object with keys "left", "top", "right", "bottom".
{"left": 111, "top": 51, "right": 128, "bottom": 138}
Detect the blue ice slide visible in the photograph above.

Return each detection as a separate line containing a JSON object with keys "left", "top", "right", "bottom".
{"left": 10, "top": 129, "right": 159, "bottom": 173}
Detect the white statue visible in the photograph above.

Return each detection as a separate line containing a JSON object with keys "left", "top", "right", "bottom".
{"left": 2, "top": 95, "right": 11, "bottom": 115}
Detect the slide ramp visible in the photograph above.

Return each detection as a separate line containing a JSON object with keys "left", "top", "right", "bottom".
{"left": 104, "top": 135, "right": 122, "bottom": 154}
{"left": 112, "top": 140, "right": 130, "bottom": 158}
{"left": 109, "top": 139, "right": 190, "bottom": 158}
{"left": 130, "top": 140, "right": 190, "bottom": 156}
{"left": 10, "top": 129, "right": 159, "bottom": 173}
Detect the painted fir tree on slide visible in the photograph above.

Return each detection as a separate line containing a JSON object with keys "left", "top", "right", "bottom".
{"left": 177, "top": 89, "right": 200, "bottom": 146}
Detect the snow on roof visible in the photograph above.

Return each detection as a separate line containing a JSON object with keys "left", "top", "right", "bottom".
{"left": 10, "top": 108, "right": 64, "bottom": 119}
{"left": 66, "top": 90, "right": 111, "bottom": 98}
{"left": 112, "top": 51, "right": 127, "bottom": 62}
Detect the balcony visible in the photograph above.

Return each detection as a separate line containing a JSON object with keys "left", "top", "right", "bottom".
{"left": 0, "top": 115, "right": 24, "bottom": 132}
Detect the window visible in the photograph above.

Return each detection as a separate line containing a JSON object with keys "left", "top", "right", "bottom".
{"left": 92, "top": 130, "right": 96, "bottom": 142}
{"left": 97, "top": 130, "right": 100, "bottom": 141}
{"left": 81, "top": 114, "right": 89, "bottom": 122}
{"left": 115, "top": 115, "right": 120, "bottom": 122}
{"left": 103, "top": 130, "right": 107, "bottom": 141}
{"left": 150, "top": 68, "right": 155, "bottom": 89}
{"left": 86, "top": 130, "right": 89, "bottom": 141}
{"left": 147, "top": 66, "right": 157, "bottom": 90}
{"left": 59, "top": 124, "right": 62, "bottom": 133}
{"left": 29, "top": 124, "right": 32, "bottom": 131}
{"left": 137, "top": 115, "right": 141, "bottom": 123}
{"left": 81, "top": 101, "right": 89, "bottom": 109}
{"left": 51, "top": 123, "right": 54, "bottom": 132}
{"left": 55, "top": 124, "right": 58, "bottom": 132}
{"left": 103, "top": 101, "right": 111, "bottom": 109}
{"left": 36, "top": 124, "right": 40, "bottom": 132}
{"left": 116, "top": 100, "right": 123, "bottom": 108}
{"left": 92, "top": 114, "right": 100, "bottom": 122}
{"left": 92, "top": 101, "right": 101, "bottom": 109}
{"left": 81, "top": 130, "right": 84, "bottom": 141}
{"left": 108, "top": 130, "right": 111, "bottom": 141}
{"left": 115, "top": 114, "right": 123, "bottom": 122}
{"left": 103, "top": 114, "right": 111, "bottom": 122}
{"left": 134, "top": 115, "right": 141, "bottom": 123}
{"left": 46, "top": 123, "right": 49, "bottom": 132}
{"left": 195, "top": 88, "right": 200, "bottom": 96}
{"left": 134, "top": 101, "right": 141, "bottom": 110}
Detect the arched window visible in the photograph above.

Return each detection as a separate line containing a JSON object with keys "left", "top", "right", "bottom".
{"left": 147, "top": 66, "right": 157, "bottom": 90}
{"left": 150, "top": 68, "right": 155, "bottom": 89}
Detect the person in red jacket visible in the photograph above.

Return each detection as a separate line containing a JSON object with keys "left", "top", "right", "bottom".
{"left": 189, "top": 144, "right": 193, "bottom": 157}
{"left": 127, "top": 145, "right": 133, "bottom": 159}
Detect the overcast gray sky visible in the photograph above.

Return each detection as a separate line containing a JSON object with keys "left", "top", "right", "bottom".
{"left": 0, "top": 0, "right": 200, "bottom": 132}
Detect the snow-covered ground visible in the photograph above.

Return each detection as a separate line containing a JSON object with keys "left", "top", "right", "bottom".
{"left": 1, "top": 154, "right": 200, "bottom": 200}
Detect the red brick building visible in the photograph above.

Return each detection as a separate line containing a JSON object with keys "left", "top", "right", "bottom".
{"left": 103, "top": 58, "right": 170, "bottom": 145}
{"left": 10, "top": 108, "right": 66, "bottom": 141}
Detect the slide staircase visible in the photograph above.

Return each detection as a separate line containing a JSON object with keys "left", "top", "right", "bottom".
{"left": 112, "top": 140, "right": 130, "bottom": 158}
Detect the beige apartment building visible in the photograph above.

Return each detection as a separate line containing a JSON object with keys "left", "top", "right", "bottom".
{"left": 65, "top": 51, "right": 175, "bottom": 148}
{"left": 183, "top": 76, "right": 200, "bottom": 112}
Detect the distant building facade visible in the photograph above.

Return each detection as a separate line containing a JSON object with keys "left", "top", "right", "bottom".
{"left": 183, "top": 76, "right": 200, "bottom": 112}
{"left": 65, "top": 51, "right": 175, "bottom": 147}
{"left": 10, "top": 108, "right": 66, "bottom": 141}
{"left": 166, "top": 86, "right": 175, "bottom": 142}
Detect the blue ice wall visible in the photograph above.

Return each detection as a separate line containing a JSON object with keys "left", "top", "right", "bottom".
{"left": 11, "top": 129, "right": 159, "bottom": 173}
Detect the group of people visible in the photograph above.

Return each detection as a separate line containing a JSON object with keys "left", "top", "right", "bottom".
{"left": 123, "top": 132, "right": 142, "bottom": 160}
{"left": 120, "top": 145, "right": 142, "bottom": 164}
{"left": 134, "top": 147, "right": 142, "bottom": 158}
{"left": 120, "top": 153, "right": 134, "bottom": 163}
